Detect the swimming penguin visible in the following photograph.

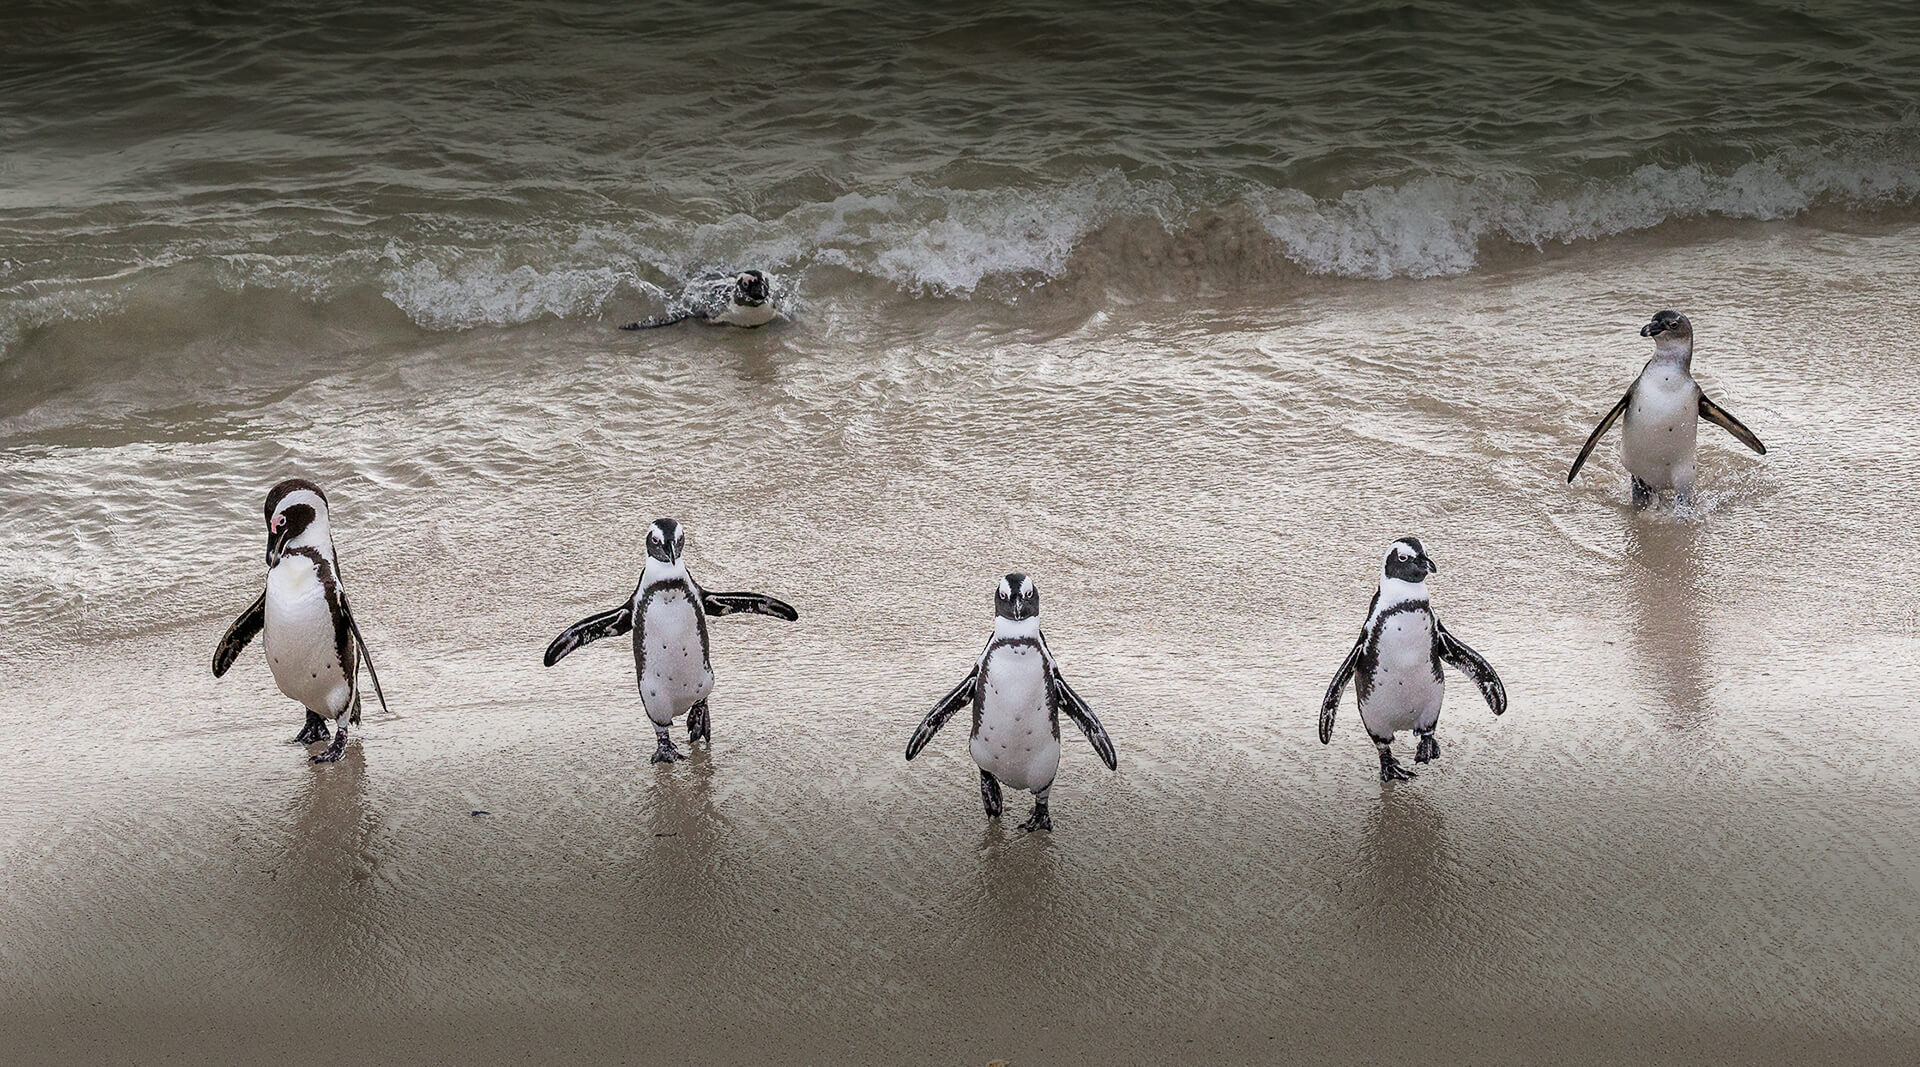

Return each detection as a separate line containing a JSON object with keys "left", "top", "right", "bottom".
{"left": 1319, "top": 538, "right": 1505, "bottom": 783}
{"left": 1567, "top": 310, "right": 1767, "bottom": 506}
{"left": 619, "top": 270, "right": 780, "bottom": 330}
{"left": 542, "top": 518, "right": 798, "bottom": 763}
{"left": 906, "top": 574, "right": 1116, "bottom": 832}
{"left": 212, "top": 479, "right": 389, "bottom": 763}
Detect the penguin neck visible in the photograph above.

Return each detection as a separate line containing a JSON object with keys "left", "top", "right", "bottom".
{"left": 993, "top": 615, "right": 1041, "bottom": 641}
{"left": 641, "top": 556, "right": 689, "bottom": 588}
{"left": 1650, "top": 337, "right": 1693, "bottom": 371}
{"left": 285, "top": 521, "right": 336, "bottom": 564}
{"left": 1373, "top": 576, "right": 1430, "bottom": 614}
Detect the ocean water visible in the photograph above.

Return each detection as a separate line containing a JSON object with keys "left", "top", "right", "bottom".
{"left": 3, "top": 3, "right": 1920, "bottom": 1063}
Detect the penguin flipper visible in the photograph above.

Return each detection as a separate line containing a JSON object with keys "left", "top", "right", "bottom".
{"left": 1435, "top": 620, "right": 1506, "bottom": 716}
{"left": 619, "top": 311, "right": 695, "bottom": 330}
{"left": 345, "top": 606, "right": 389, "bottom": 717}
{"left": 1697, "top": 392, "right": 1766, "bottom": 455}
{"left": 1567, "top": 385, "right": 1634, "bottom": 482}
{"left": 1320, "top": 635, "right": 1364, "bottom": 744}
{"left": 213, "top": 592, "right": 267, "bottom": 677}
{"left": 699, "top": 589, "right": 799, "bottom": 621}
{"left": 1049, "top": 670, "right": 1117, "bottom": 771}
{"left": 543, "top": 601, "right": 636, "bottom": 666}
{"left": 906, "top": 668, "right": 976, "bottom": 761}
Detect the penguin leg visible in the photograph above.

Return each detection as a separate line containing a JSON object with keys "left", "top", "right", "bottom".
{"left": 649, "top": 721, "right": 684, "bottom": 764}
{"left": 687, "top": 700, "right": 711, "bottom": 744}
{"left": 1630, "top": 477, "right": 1654, "bottom": 508}
{"left": 1375, "top": 738, "right": 1416, "bottom": 782}
{"left": 979, "top": 769, "right": 1003, "bottom": 818}
{"left": 290, "top": 709, "right": 331, "bottom": 745}
{"left": 1017, "top": 786, "right": 1052, "bottom": 833}
{"left": 1414, "top": 730, "right": 1440, "bottom": 764}
{"left": 312, "top": 712, "right": 349, "bottom": 763}
{"left": 1672, "top": 459, "right": 1699, "bottom": 510}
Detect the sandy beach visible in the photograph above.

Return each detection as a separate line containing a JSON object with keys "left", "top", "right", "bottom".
{"left": 7, "top": 220, "right": 1920, "bottom": 1062}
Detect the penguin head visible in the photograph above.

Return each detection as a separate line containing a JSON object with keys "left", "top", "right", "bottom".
{"left": 1640, "top": 310, "right": 1693, "bottom": 342}
{"left": 264, "top": 478, "right": 330, "bottom": 567}
{"left": 734, "top": 270, "right": 770, "bottom": 307}
{"left": 1382, "top": 537, "right": 1436, "bottom": 584}
{"left": 646, "top": 518, "right": 686, "bottom": 564}
{"left": 995, "top": 573, "right": 1040, "bottom": 621}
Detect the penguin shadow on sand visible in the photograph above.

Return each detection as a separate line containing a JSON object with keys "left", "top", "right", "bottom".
{"left": 1352, "top": 789, "right": 1451, "bottom": 913}
{"left": 642, "top": 746, "right": 728, "bottom": 876}
{"left": 1345, "top": 790, "right": 1455, "bottom": 991}
{"left": 962, "top": 826, "right": 1065, "bottom": 962}
{"left": 274, "top": 747, "right": 382, "bottom": 974}
{"left": 1621, "top": 516, "right": 1716, "bottom": 730}
{"left": 615, "top": 748, "right": 746, "bottom": 959}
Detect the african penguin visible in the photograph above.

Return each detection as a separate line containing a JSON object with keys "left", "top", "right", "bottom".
{"left": 906, "top": 574, "right": 1117, "bottom": 832}
{"left": 619, "top": 270, "right": 781, "bottom": 330}
{"left": 212, "top": 479, "right": 389, "bottom": 763}
{"left": 1319, "top": 538, "right": 1506, "bottom": 783}
{"left": 1567, "top": 310, "right": 1767, "bottom": 506}
{"left": 542, "top": 518, "right": 799, "bottom": 764}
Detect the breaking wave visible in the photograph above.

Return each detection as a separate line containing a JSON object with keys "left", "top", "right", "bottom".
{"left": 4, "top": 130, "right": 1919, "bottom": 353}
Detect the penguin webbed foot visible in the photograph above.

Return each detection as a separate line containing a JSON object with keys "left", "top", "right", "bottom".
{"left": 1414, "top": 733, "right": 1439, "bottom": 764}
{"left": 1631, "top": 477, "right": 1654, "bottom": 508}
{"left": 311, "top": 729, "right": 348, "bottom": 764}
{"left": 650, "top": 740, "right": 686, "bottom": 764}
{"left": 687, "top": 701, "right": 711, "bottom": 744}
{"left": 1377, "top": 750, "right": 1417, "bottom": 782}
{"left": 1017, "top": 802, "right": 1051, "bottom": 833}
{"left": 290, "top": 711, "right": 332, "bottom": 745}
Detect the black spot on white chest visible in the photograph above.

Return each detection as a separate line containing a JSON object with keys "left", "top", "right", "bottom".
{"left": 971, "top": 639, "right": 1054, "bottom": 739}
{"left": 1356, "top": 604, "right": 1441, "bottom": 699}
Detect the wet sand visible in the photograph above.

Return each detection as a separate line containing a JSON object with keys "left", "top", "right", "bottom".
{"left": 5, "top": 222, "right": 1920, "bottom": 1063}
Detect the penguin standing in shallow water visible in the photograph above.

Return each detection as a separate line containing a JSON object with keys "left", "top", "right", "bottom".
{"left": 1320, "top": 539, "right": 1505, "bottom": 782}
{"left": 1567, "top": 310, "right": 1767, "bottom": 506}
{"left": 213, "top": 479, "right": 388, "bottom": 763}
{"left": 619, "top": 271, "right": 780, "bottom": 330}
{"left": 906, "top": 574, "right": 1116, "bottom": 832}
{"left": 543, "top": 518, "right": 798, "bottom": 764}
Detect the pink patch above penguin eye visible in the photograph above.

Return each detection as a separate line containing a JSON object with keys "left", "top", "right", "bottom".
{"left": 271, "top": 515, "right": 284, "bottom": 532}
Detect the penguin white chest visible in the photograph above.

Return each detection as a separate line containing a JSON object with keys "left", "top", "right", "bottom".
{"left": 969, "top": 644, "right": 1060, "bottom": 793}
{"left": 1622, "top": 371, "right": 1699, "bottom": 488}
{"left": 1360, "top": 613, "right": 1443, "bottom": 737}
{"left": 635, "top": 587, "right": 712, "bottom": 723}
{"left": 263, "top": 560, "right": 348, "bottom": 714}
{"left": 714, "top": 301, "right": 777, "bottom": 327}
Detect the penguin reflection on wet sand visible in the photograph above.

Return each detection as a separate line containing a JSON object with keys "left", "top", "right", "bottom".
{"left": 906, "top": 574, "right": 1117, "bottom": 832}
{"left": 1320, "top": 539, "right": 1506, "bottom": 782}
{"left": 1567, "top": 310, "right": 1767, "bottom": 507}
{"left": 619, "top": 270, "right": 781, "bottom": 330}
{"left": 542, "top": 518, "right": 798, "bottom": 764}
{"left": 212, "top": 479, "right": 389, "bottom": 763}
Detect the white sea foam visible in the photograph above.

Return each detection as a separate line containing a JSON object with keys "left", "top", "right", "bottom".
{"left": 3, "top": 138, "right": 1917, "bottom": 347}
{"left": 352, "top": 138, "right": 1920, "bottom": 331}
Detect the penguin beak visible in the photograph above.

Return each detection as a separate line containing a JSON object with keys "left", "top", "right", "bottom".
{"left": 1641, "top": 321, "right": 1666, "bottom": 337}
{"left": 266, "top": 517, "right": 289, "bottom": 567}
{"left": 1423, "top": 556, "right": 1438, "bottom": 575}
